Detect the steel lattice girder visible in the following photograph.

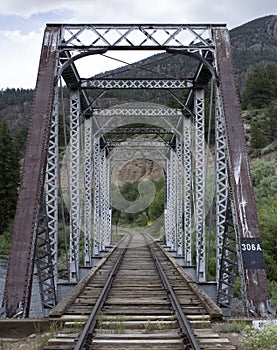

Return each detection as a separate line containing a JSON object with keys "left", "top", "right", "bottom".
{"left": 176, "top": 136, "right": 183, "bottom": 256}
{"left": 194, "top": 89, "right": 206, "bottom": 282}
{"left": 83, "top": 117, "right": 93, "bottom": 266}
{"left": 101, "top": 154, "right": 112, "bottom": 250}
{"left": 58, "top": 23, "right": 217, "bottom": 51}
{"left": 215, "top": 86, "right": 229, "bottom": 284}
{"left": 183, "top": 117, "right": 192, "bottom": 265}
{"left": 106, "top": 141, "right": 170, "bottom": 148}
{"left": 80, "top": 78, "right": 193, "bottom": 89}
{"left": 35, "top": 85, "right": 60, "bottom": 314}
{"left": 169, "top": 149, "right": 178, "bottom": 251}
{"left": 93, "top": 108, "right": 182, "bottom": 116}
{"left": 93, "top": 136, "right": 101, "bottom": 256}
{"left": 35, "top": 200, "right": 57, "bottom": 314}
{"left": 102, "top": 127, "right": 174, "bottom": 135}
{"left": 99, "top": 150, "right": 106, "bottom": 250}
{"left": 45, "top": 86, "right": 59, "bottom": 289}
{"left": 100, "top": 152, "right": 111, "bottom": 249}
{"left": 69, "top": 90, "right": 82, "bottom": 282}
{"left": 91, "top": 106, "right": 184, "bottom": 139}
{"left": 165, "top": 157, "right": 174, "bottom": 249}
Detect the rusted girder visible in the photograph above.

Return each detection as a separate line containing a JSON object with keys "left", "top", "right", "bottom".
{"left": 214, "top": 27, "right": 272, "bottom": 317}
{"left": 1, "top": 26, "right": 61, "bottom": 318}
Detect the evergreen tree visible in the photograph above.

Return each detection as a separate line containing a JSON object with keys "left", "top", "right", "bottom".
{"left": 242, "top": 65, "right": 277, "bottom": 109}
{"left": 0, "top": 117, "right": 20, "bottom": 234}
{"left": 15, "top": 127, "right": 28, "bottom": 157}
{"left": 250, "top": 104, "right": 277, "bottom": 149}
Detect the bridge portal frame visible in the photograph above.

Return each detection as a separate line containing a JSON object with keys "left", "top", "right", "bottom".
{"left": 1, "top": 23, "right": 272, "bottom": 319}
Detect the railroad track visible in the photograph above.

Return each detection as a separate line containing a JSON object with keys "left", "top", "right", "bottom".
{"left": 45, "top": 231, "right": 236, "bottom": 349}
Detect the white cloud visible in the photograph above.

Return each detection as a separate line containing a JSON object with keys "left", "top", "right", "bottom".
{"left": 0, "top": 0, "right": 75, "bottom": 18}
{"left": 0, "top": 0, "right": 274, "bottom": 27}
{"left": 0, "top": 29, "right": 43, "bottom": 88}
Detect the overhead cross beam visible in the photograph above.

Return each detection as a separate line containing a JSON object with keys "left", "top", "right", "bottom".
{"left": 57, "top": 23, "right": 219, "bottom": 51}
{"left": 80, "top": 78, "right": 193, "bottom": 89}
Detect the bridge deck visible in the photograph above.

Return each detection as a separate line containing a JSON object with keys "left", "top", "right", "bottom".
{"left": 44, "top": 232, "right": 236, "bottom": 350}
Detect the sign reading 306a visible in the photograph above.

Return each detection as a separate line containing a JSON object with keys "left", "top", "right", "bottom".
{"left": 241, "top": 238, "right": 265, "bottom": 269}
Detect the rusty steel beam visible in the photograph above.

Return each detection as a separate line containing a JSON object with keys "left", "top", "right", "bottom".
{"left": 1, "top": 26, "right": 61, "bottom": 318}
{"left": 214, "top": 28, "right": 271, "bottom": 316}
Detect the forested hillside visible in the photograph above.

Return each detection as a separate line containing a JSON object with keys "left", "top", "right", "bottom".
{"left": 231, "top": 15, "right": 277, "bottom": 89}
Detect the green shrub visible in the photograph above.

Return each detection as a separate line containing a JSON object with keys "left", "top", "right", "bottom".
{"left": 0, "top": 230, "right": 11, "bottom": 253}
{"left": 268, "top": 281, "right": 277, "bottom": 308}
{"left": 241, "top": 323, "right": 277, "bottom": 349}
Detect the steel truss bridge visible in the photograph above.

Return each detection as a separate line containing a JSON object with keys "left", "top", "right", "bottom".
{"left": 1, "top": 24, "right": 274, "bottom": 319}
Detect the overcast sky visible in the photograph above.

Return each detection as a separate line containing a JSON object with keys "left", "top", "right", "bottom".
{"left": 0, "top": 0, "right": 276, "bottom": 89}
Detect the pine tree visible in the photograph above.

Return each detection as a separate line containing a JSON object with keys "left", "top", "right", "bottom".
{"left": 0, "top": 117, "right": 20, "bottom": 234}
{"left": 242, "top": 65, "right": 277, "bottom": 109}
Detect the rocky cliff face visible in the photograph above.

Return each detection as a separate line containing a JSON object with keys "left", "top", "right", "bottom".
{"left": 113, "top": 159, "right": 165, "bottom": 185}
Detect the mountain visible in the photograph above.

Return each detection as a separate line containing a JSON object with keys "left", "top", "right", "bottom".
{"left": 0, "top": 15, "right": 277, "bottom": 133}
{"left": 231, "top": 15, "right": 277, "bottom": 90}
{"left": 94, "top": 15, "right": 277, "bottom": 90}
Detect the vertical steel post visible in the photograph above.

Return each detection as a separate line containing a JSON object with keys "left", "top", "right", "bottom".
{"left": 215, "top": 86, "right": 229, "bottom": 284}
{"left": 102, "top": 153, "right": 112, "bottom": 247}
{"left": 183, "top": 117, "right": 192, "bottom": 265}
{"left": 69, "top": 90, "right": 81, "bottom": 282}
{"left": 93, "top": 136, "right": 101, "bottom": 256}
{"left": 176, "top": 136, "right": 183, "bottom": 256}
{"left": 83, "top": 117, "right": 93, "bottom": 266}
{"left": 102, "top": 154, "right": 111, "bottom": 248}
{"left": 170, "top": 148, "right": 177, "bottom": 251}
{"left": 165, "top": 156, "right": 175, "bottom": 249}
{"left": 45, "top": 85, "right": 59, "bottom": 288}
{"left": 164, "top": 158, "right": 170, "bottom": 247}
{"left": 194, "top": 88, "right": 206, "bottom": 282}
{"left": 215, "top": 85, "right": 238, "bottom": 315}
{"left": 99, "top": 149, "right": 106, "bottom": 251}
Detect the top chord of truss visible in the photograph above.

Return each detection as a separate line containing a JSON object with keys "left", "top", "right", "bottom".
{"left": 51, "top": 23, "right": 226, "bottom": 50}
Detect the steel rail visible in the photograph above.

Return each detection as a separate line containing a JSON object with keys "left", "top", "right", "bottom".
{"left": 73, "top": 235, "right": 130, "bottom": 350}
{"left": 145, "top": 234, "right": 201, "bottom": 350}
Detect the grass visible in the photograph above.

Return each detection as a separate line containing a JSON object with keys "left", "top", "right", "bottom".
{"left": 33, "top": 322, "right": 63, "bottom": 350}
{"left": 217, "top": 320, "right": 248, "bottom": 333}
{"left": 111, "top": 315, "right": 126, "bottom": 334}
{"left": 97, "top": 313, "right": 126, "bottom": 334}
{"left": 144, "top": 319, "right": 166, "bottom": 331}
{"left": 97, "top": 312, "right": 106, "bottom": 329}
{"left": 0, "top": 340, "right": 12, "bottom": 350}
